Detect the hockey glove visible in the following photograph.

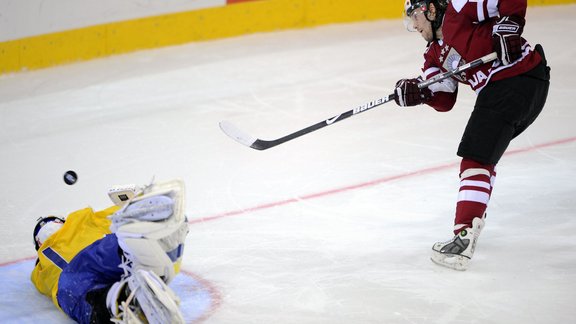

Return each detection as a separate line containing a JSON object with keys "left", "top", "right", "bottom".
{"left": 394, "top": 78, "right": 432, "bottom": 107}
{"left": 492, "top": 15, "right": 525, "bottom": 65}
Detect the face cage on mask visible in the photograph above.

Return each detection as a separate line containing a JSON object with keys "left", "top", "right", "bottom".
{"left": 33, "top": 216, "right": 65, "bottom": 250}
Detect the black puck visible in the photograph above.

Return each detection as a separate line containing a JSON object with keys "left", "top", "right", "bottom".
{"left": 64, "top": 170, "right": 78, "bottom": 185}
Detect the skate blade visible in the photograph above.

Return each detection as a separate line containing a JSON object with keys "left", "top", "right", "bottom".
{"left": 430, "top": 252, "right": 470, "bottom": 271}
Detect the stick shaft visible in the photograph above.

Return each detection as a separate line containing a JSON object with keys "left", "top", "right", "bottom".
{"left": 249, "top": 94, "right": 395, "bottom": 150}
{"left": 418, "top": 52, "right": 498, "bottom": 88}
{"left": 221, "top": 52, "right": 498, "bottom": 150}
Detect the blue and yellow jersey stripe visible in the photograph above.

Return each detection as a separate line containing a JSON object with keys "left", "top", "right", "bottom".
{"left": 30, "top": 205, "right": 119, "bottom": 308}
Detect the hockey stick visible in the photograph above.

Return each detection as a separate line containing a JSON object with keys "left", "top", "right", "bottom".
{"left": 418, "top": 52, "right": 498, "bottom": 88}
{"left": 220, "top": 52, "right": 497, "bottom": 151}
{"left": 219, "top": 94, "right": 395, "bottom": 151}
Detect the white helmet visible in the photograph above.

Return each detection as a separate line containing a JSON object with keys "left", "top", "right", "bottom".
{"left": 33, "top": 216, "right": 65, "bottom": 250}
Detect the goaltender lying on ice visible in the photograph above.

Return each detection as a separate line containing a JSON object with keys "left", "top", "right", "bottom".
{"left": 31, "top": 179, "right": 189, "bottom": 323}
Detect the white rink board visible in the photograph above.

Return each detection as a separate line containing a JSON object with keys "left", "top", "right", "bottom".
{"left": 0, "top": 0, "right": 225, "bottom": 41}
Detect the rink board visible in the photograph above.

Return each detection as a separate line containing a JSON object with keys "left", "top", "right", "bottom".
{"left": 1, "top": 0, "right": 573, "bottom": 74}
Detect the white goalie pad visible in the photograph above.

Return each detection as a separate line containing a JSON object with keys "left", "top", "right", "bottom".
{"left": 131, "top": 269, "right": 184, "bottom": 324}
{"left": 110, "top": 179, "right": 189, "bottom": 283}
{"left": 107, "top": 269, "right": 185, "bottom": 324}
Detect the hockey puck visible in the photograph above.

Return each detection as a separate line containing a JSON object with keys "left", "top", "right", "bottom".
{"left": 63, "top": 170, "right": 78, "bottom": 185}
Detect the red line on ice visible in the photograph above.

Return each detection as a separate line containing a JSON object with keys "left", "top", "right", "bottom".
{"left": 190, "top": 136, "right": 576, "bottom": 224}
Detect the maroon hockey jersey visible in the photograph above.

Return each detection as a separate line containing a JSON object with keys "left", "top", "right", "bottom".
{"left": 424, "top": 0, "right": 542, "bottom": 112}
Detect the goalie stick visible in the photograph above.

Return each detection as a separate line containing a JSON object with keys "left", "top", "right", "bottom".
{"left": 220, "top": 52, "right": 498, "bottom": 151}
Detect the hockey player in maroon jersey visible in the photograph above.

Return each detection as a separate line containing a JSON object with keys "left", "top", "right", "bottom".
{"left": 394, "top": 0, "right": 550, "bottom": 270}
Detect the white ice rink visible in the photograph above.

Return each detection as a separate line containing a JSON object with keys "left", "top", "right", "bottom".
{"left": 1, "top": 4, "right": 575, "bottom": 324}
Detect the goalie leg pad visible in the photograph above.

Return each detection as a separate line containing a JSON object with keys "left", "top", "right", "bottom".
{"left": 117, "top": 225, "right": 187, "bottom": 283}
{"left": 107, "top": 269, "right": 185, "bottom": 324}
{"left": 117, "top": 195, "right": 175, "bottom": 222}
{"left": 110, "top": 179, "right": 189, "bottom": 283}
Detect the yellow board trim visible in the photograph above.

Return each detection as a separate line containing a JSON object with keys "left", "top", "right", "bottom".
{"left": 0, "top": 0, "right": 573, "bottom": 74}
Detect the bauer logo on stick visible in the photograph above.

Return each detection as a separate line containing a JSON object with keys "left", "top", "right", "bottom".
{"left": 64, "top": 170, "right": 78, "bottom": 185}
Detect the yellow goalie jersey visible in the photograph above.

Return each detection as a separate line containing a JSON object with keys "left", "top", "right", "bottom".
{"left": 30, "top": 205, "right": 119, "bottom": 308}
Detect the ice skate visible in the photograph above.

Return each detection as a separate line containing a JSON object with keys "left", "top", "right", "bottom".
{"left": 107, "top": 269, "right": 184, "bottom": 324}
{"left": 431, "top": 217, "right": 484, "bottom": 271}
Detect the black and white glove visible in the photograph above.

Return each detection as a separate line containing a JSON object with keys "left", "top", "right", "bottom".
{"left": 492, "top": 15, "right": 525, "bottom": 65}
{"left": 394, "top": 78, "right": 432, "bottom": 107}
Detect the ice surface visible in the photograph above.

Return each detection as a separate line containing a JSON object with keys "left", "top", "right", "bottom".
{"left": 1, "top": 4, "right": 575, "bottom": 323}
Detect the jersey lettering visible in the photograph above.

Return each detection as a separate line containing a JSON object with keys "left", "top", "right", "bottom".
{"left": 469, "top": 71, "right": 489, "bottom": 88}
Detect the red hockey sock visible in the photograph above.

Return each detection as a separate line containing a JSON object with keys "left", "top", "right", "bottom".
{"left": 454, "top": 158, "right": 496, "bottom": 234}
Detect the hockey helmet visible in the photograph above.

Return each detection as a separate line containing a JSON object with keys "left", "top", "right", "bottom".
{"left": 403, "top": 0, "right": 448, "bottom": 36}
{"left": 33, "top": 216, "right": 65, "bottom": 250}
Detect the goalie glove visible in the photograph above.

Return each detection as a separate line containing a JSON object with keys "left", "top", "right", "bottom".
{"left": 492, "top": 16, "right": 525, "bottom": 65}
{"left": 394, "top": 78, "right": 432, "bottom": 107}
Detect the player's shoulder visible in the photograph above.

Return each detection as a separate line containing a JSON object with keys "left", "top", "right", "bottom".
{"left": 448, "top": 0, "right": 485, "bottom": 14}
{"left": 447, "top": 0, "right": 500, "bottom": 21}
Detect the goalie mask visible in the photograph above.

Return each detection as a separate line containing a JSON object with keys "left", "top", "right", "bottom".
{"left": 110, "top": 179, "right": 189, "bottom": 284}
{"left": 33, "top": 216, "right": 65, "bottom": 250}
